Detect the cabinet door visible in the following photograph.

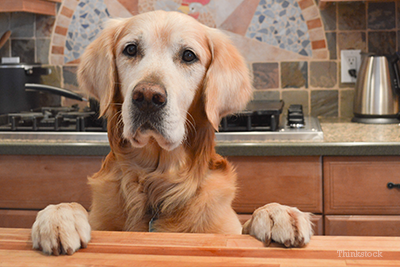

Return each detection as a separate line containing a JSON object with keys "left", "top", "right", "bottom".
{"left": 324, "top": 156, "right": 400, "bottom": 215}
{"left": 325, "top": 215, "right": 400, "bottom": 236}
{"left": 229, "top": 156, "right": 322, "bottom": 213}
{"left": 0, "top": 155, "right": 103, "bottom": 210}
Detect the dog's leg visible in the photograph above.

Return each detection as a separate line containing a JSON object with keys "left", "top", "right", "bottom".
{"left": 242, "top": 203, "right": 313, "bottom": 247}
{"left": 31, "top": 202, "right": 91, "bottom": 255}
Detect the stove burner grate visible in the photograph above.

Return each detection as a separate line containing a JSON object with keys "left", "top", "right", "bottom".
{"left": 219, "top": 100, "right": 283, "bottom": 132}
{"left": 0, "top": 106, "right": 106, "bottom": 132}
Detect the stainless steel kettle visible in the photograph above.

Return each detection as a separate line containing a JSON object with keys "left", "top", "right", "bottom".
{"left": 352, "top": 52, "right": 400, "bottom": 124}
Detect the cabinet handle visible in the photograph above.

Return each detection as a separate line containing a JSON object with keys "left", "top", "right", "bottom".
{"left": 387, "top": 182, "right": 400, "bottom": 189}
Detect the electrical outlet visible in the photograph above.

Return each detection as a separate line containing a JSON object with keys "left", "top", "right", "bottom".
{"left": 341, "top": 49, "right": 361, "bottom": 83}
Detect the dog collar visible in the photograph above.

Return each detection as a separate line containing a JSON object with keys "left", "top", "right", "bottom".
{"left": 148, "top": 209, "right": 159, "bottom": 232}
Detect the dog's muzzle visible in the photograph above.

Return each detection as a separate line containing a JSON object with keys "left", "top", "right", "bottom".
{"left": 125, "top": 81, "right": 183, "bottom": 151}
{"left": 132, "top": 82, "right": 167, "bottom": 113}
{"left": 130, "top": 81, "right": 168, "bottom": 136}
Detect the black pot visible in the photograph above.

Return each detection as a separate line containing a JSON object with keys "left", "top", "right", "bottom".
{"left": 0, "top": 63, "right": 86, "bottom": 114}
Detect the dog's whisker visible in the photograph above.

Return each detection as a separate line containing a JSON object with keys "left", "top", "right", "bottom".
{"left": 110, "top": 109, "right": 122, "bottom": 122}
{"left": 180, "top": 110, "right": 197, "bottom": 136}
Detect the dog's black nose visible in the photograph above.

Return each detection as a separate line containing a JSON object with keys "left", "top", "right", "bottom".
{"left": 132, "top": 82, "right": 167, "bottom": 112}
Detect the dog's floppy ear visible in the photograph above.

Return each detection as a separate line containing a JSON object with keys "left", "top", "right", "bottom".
{"left": 204, "top": 28, "right": 253, "bottom": 130}
{"left": 78, "top": 19, "right": 124, "bottom": 117}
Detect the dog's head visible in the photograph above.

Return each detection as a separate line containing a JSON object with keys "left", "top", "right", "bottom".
{"left": 78, "top": 11, "right": 252, "bottom": 151}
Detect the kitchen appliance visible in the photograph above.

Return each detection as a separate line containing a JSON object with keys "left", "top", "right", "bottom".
{"left": 0, "top": 61, "right": 86, "bottom": 114}
{"left": 352, "top": 52, "right": 400, "bottom": 124}
{"left": 217, "top": 101, "right": 323, "bottom": 141}
{"left": 0, "top": 100, "right": 323, "bottom": 142}
{"left": 0, "top": 98, "right": 105, "bottom": 132}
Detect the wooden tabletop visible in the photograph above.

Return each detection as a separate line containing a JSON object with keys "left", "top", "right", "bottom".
{"left": 1, "top": 228, "right": 400, "bottom": 266}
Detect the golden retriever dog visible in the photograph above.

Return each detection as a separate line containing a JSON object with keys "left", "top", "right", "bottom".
{"left": 31, "top": 10, "right": 313, "bottom": 255}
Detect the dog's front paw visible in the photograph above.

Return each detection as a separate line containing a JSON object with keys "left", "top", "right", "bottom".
{"left": 31, "top": 203, "right": 91, "bottom": 255}
{"left": 242, "top": 203, "right": 313, "bottom": 248}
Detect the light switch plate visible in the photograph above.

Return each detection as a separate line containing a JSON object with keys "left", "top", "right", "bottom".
{"left": 341, "top": 50, "right": 361, "bottom": 83}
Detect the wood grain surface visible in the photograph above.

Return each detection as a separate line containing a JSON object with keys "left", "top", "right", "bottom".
{"left": 229, "top": 156, "right": 322, "bottom": 213}
{"left": 1, "top": 228, "right": 399, "bottom": 266}
{"left": 324, "top": 156, "right": 400, "bottom": 215}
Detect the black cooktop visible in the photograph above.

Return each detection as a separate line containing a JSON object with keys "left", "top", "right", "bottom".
{"left": 219, "top": 100, "right": 284, "bottom": 132}
{"left": 0, "top": 105, "right": 106, "bottom": 132}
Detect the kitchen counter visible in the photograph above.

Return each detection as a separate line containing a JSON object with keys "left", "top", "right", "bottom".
{"left": 0, "top": 118, "right": 399, "bottom": 156}
{"left": 1, "top": 228, "right": 399, "bottom": 266}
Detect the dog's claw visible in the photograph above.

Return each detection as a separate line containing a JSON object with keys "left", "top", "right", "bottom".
{"left": 52, "top": 247, "right": 59, "bottom": 256}
{"left": 264, "top": 235, "right": 271, "bottom": 246}
{"left": 66, "top": 248, "right": 74, "bottom": 255}
{"left": 81, "top": 241, "right": 88, "bottom": 249}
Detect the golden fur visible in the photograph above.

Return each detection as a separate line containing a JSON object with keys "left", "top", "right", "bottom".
{"left": 31, "top": 11, "right": 312, "bottom": 256}
{"left": 78, "top": 11, "right": 252, "bottom": 234}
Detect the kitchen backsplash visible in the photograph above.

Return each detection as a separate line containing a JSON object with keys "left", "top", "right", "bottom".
{"left": 0, "top": 0, "right": 399, "bottom": 117}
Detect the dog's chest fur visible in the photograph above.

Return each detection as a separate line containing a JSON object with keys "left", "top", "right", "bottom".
{"left": 88, "top": 143, "right": 238, "bottom": 233}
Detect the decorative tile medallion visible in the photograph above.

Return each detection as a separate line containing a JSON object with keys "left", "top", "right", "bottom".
{"left": 50, "top": 0, "right": 328, "bottom": 65}
{"left": 64, "top": 0, "right": 111, "bottom": 63}
{"left": 246, "top": 0, "right": 312, "bottom": 57}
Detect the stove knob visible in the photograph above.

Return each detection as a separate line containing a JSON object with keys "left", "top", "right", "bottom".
{"left": 288, "top": 104, "right": 303, "bottom": 114}
{"left": 287, "top": 104, "right": 305, "bottom": 128}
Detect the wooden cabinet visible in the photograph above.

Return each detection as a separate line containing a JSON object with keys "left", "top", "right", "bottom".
{"left": 325, "top": 215, "right": 400, "bottom": 236}
{"left": 0, "top": 155, "right": 101, "bottom": 228}
{"left": 1, "top": 154, "right": 399, "bottom": 237}
{"left": 230, "top": 156, "right": 323, "bottom": 235}
{"left": 324, "top": 156, "right": 400, "bottom": 215}
{"left": 0, "top": 155, "right": 324, "bottom": 233}
{"left": 229, "top": 156, "right": 323, "bottom": 214}
{"left": 0, "top": 210, "right": 38, "bottom": 229}
{"left": 0, "top": 155, "right": 100, "bottom": 210}
{"left": 0, "top": 0, "right": 61, "bottom": 16}
{"left": 324, "top": 156, "right": 400, "bottom": 236}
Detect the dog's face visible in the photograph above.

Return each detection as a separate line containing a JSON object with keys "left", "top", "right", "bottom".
{"left": 78, "top": 11, "right": 252, "bottom": 151}
{"left": 116, "top": 14, "right": 211, "bottom": 150}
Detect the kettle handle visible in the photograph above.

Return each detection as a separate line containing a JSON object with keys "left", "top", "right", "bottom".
{"left": 391, "top": 52, "right": 400, "bottom": 95}
{"left": 390, "top": 52, "right": 400, "bottom": 95}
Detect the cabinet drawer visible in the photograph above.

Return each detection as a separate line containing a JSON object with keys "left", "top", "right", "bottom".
{"left": 0, "top": 155, "right": 102, "bottom": 210}
{"left": 325, "top": 215, "right": 400, "bottom": 236}
{"left": 0, "top": 209, "right": 38, "bottom": 228}
{"left": 324, "top": 156, "right": 400, "bottom": 215}
{"left": 229, "top": 156, "right": 322, "bottom": 213}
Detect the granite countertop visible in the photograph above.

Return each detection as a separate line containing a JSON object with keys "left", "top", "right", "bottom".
{"left": 216, "top": 118, "right": 400, "bottom": 156}
{"left": 321, "top": 118, "right": 400, "bottom": 143}
{"left": 0, "top": 118, "right": 400, "bottom": 156}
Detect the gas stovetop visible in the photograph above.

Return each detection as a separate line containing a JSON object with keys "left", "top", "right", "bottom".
{"left": 0, "top": 106, "right": 106, "bottom": 132}
{"left": 0, "top": 101, "right": 323, "bottom": 142}
{"left": 215, "top": 116, "right": 323, "bottom": 141}
{"left": 215, "top": 101, "right": 323, "bottom": 141}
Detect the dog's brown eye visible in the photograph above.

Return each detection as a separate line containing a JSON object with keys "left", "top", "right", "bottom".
{"left": 123, "top": 44, "right": 137, "bottom": 57}
{"left": 182, "top": 50, "right": 196, "bottom": 63}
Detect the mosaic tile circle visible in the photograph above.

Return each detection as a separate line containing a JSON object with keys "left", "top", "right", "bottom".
{"left": 246, "top": 0, "right": 312, "bottom": 57}
{"left": 63, "top": 0, "right": 314, "bottom": 63}
{"left": 64, "top": 0, "right": 111, "bottom": 63}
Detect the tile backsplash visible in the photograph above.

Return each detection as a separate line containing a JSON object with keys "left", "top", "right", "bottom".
{"left": 1, "top": 0, "right": 400, "bottom": 118}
